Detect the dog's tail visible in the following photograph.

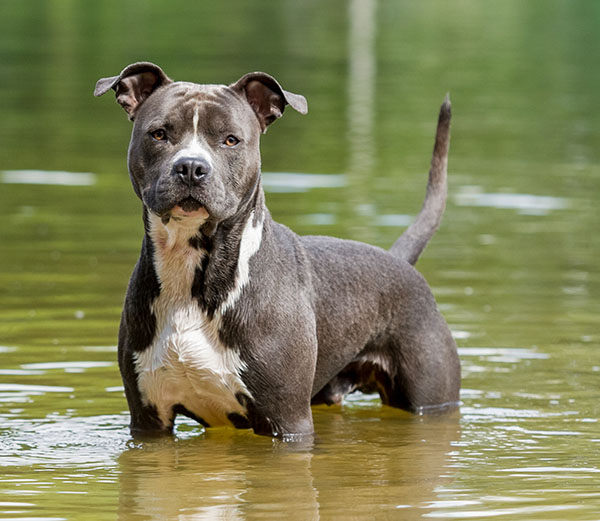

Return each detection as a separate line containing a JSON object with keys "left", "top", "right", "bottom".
{"left": 389, "top": 95, "right": 451, "bottom": 265}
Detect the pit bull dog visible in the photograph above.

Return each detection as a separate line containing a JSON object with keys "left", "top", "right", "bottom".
{"left": 94, "top": 62, "right": 460, "bottom": 439}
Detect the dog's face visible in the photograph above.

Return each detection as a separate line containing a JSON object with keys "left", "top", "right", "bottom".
{"left": 128, "top": 81, "right": 262, "bottom": 223}
{"left": 95, "top": 62, "right": 307, "bottom": 224}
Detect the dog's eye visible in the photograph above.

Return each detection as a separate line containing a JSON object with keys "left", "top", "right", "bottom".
{"left": 224, "top": 135, "right": 240, "bottom": 147}
{"left": 150, "top": 129, "right": 167, "bottom": 141}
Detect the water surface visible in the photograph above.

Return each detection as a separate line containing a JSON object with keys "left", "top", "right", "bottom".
{"left": 1, "top": 1, "right": 599, "bottom": 519}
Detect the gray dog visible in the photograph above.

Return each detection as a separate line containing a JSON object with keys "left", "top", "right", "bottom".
{"left": 94, "top": 62, "right": 460, "bottom": 439}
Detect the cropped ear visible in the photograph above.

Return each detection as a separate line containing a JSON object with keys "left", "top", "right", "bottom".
{"left": 94, "top": 62, "right": 172, "bottom": 120}
{"left": 230, "top": 72, "right": 308, "bottom": 133}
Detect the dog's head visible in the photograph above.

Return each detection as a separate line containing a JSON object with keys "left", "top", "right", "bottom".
{"left": 95, "top": 62, "right": 307, "bottom": 224}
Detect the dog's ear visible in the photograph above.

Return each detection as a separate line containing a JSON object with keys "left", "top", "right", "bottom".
{"left": 231, "top": 72, "right": 308, "bottom": 133}
{"left": 94, "top": 62, "right": 172, "bottom": 120}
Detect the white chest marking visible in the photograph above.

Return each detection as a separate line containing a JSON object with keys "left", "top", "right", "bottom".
{"left": 134, "top": 211, "right": 263, "bottom": 428}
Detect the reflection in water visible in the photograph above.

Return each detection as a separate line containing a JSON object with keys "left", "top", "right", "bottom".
{"left": 346, "top": 0, "right": 377, "bottom": 242}
{"left": 117, "top": 410, "right": 460, "bottom": 520}
{"left": 1, "top": 170, "right": 96, "bottom": 186}
{"left": 1, "top": 0, "right": 600, "bottom": 519}
{"left": 117, "top": 431, "right": 317, "bottom": 521}
{"left": 348, "top": 0, "right": 376, "bottom": 176}
{"left": 261, "top": 172, "right": 346, "bottom": 193}
{"left": 453, "top": 186, "right": 569, "bottom": 215}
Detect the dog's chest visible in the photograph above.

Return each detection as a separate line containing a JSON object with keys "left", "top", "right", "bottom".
{"left": 135, "top": 300, "right": 248, "bottom": 428}
{"left": 133, "top": 216, "right": 252, "bottom": 428}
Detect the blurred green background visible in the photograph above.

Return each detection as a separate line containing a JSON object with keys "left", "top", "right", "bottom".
{"left": 1, "top": 1, "right": 599, "bottom": 520}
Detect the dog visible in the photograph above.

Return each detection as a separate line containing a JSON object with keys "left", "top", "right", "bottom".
{"left": 94, "top": 62, "right": 460, "bottom": 439}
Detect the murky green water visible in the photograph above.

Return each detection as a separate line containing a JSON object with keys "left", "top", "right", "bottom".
{"left": 1, "top": 1, "right": 599, "bottom": 519}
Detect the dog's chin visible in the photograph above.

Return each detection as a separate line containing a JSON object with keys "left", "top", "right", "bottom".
{"left": 162, "top": 197, "right": 210, "bottom": 224}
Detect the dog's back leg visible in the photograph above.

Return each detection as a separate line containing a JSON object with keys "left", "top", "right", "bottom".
{"left": 377, "top": 312, "right": 460, "bottom": 413}
{"left": 312, "top": 294, "right": 460, "bottom": 413}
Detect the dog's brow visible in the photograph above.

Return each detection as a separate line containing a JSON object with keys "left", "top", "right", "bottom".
{"left": 193, "top": 102, "right": 238, "bottom": 130}
{"left": 146, "top": 117, "right": 169, "bottom": 128}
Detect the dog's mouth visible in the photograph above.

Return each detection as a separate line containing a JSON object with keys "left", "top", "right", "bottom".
{"left": 178, "top": 196, "right": 203, "bottom": 212}
{"left": 161, "top": 197, "right": 209, "bottom": 224}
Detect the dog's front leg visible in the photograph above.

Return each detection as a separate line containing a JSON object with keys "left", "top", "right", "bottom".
{"left": 238, "top": 333, "right": 318, "bottom": 440}
{"left": 118, "top": 317, "right": 175, "bottom": 438}
{"left": 118, "top": 346, "right": 172, "bottom": 437}
{"left": 246, "top": 397, "right": 315, "bottom": 441}
{"left": 117, "top": 270, "right": 175, "bottom": 438}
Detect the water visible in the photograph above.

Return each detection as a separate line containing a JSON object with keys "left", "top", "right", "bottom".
{"left": 1, "top": 1, "right": 599, "bottom": 519}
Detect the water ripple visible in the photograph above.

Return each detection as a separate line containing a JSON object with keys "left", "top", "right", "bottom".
{"left": 0, "top": 414, "right": 130, "bottom": 468}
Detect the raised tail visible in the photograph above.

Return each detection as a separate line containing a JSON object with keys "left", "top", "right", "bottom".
{"left": 389, "top": 95, "right": 451, "bottom": 265}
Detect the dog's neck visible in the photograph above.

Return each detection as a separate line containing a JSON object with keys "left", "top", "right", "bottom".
{"left": 142, "top": 185, "right": 266, "bottom": 319}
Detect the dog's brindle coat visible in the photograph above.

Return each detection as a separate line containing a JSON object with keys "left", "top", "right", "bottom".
{"left": 95, "top": 62, "right": 460, "bottom": 439}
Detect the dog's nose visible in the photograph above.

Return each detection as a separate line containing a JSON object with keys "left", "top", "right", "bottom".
{"left": 172, "top": 157, "right": 212, "bottom": 185}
